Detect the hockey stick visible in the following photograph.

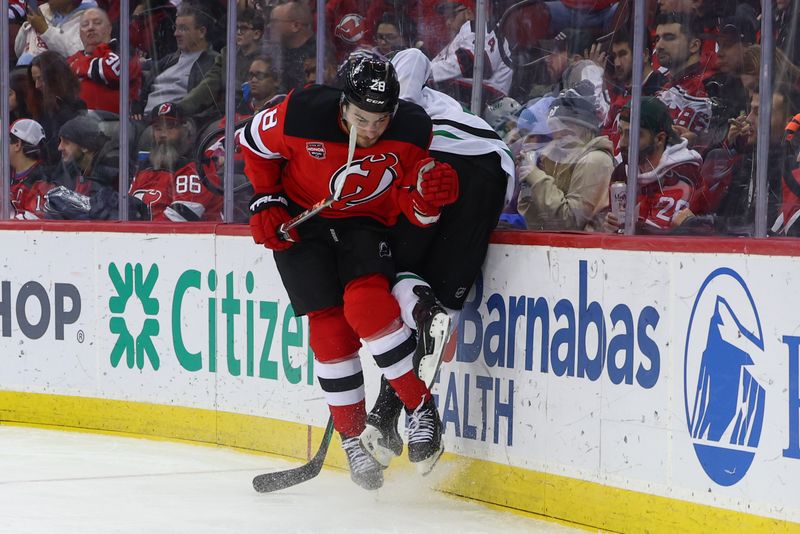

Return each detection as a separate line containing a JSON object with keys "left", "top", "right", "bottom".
{"left": 252, "top": 126, "right": 357, "bottom": 493}
{"left": 252, "top": 416, "right": 335, "bottom": 493}
{"left": 278, "top": 124, "right": 358, "bottom": 241}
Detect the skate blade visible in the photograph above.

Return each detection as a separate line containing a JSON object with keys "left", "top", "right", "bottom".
{"left": 418, "top": 313, "right": 451, "bottom": 385}
{"left": 359, "top": 425, "right": 400, "bottom": 468}
{"left": 414, "top": 441, "right": 445, "bottom": 476}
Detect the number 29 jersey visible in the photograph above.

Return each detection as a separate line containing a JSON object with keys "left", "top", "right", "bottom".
{"left": 239, "top": 85, "right": 432, "bottom": 227}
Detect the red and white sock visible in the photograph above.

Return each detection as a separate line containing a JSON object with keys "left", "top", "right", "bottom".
{"left": 315, "top": 356, "right": 366, "bottom": 437}
{"left": 364, "top": 324, "right": 430, "bottom": 410}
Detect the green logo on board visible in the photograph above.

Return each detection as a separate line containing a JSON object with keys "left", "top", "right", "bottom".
{"left": 108, "top": 263, "right": 161, "bottom": 370}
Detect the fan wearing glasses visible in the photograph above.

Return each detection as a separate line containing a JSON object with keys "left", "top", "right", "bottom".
{"left": 175, "top": 8, "right": 265, "bottom": 118}
{"left": 243, "top": 56, "right": 279, "bottom": 113}
{"left": 373, "top": 15, "right": 405, "bottom": 57}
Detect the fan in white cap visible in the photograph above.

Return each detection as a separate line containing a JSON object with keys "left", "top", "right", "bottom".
{"left": 10, "top": 119, "right": 45, "bottom": 146}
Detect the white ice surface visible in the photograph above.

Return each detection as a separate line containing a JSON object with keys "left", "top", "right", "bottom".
{"left": 0, "top": 426, "right": 581, "bottom": 534}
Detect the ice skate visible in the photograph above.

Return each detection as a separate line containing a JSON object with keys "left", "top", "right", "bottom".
{"left": 406, "top": 397, "right": 444, "bottom": 475}
{"left": 411, "top": 286, "right": 451, "bottom": 385}
{"left": 360, "top": 376, "right": 404, "bottom": 467}
{"left": 340, "top": 435, "right": 384, "bottom": 490}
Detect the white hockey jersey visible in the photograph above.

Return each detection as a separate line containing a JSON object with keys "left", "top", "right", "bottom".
{"left": 393, "top": 48, "right": 516, "bottom": 205}
{"left": 430, "top": 20, "right": 513, "bottom": 98}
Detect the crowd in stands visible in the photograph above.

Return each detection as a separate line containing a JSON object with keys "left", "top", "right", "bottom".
{"left": 4, "top": 0, "right": 800, "bottom": 237}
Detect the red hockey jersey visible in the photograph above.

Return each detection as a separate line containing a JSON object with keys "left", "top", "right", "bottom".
{"left": 129, "top": 159, "right": 222, "bottom": 222}
{"left": 657, "top": 62, "right": 715, "bottom": 135}
{"left": 67, "top": 40, "right": 142, "bottom": 113}
{"left": 11, "top": 164, "right": 54, "bottom": 219}
{"left": 610, "top": 139, "right": 705, "bottom": 233}
{"left": 239, "top": 85, "right": 432, "bottom": 227}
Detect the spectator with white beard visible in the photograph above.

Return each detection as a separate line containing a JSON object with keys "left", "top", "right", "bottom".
{"left": 129, "top": 103, "right": 223, "bottom": 222}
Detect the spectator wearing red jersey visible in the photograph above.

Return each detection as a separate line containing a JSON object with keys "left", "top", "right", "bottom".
{"left": 129, "top": 103, "right": 223, "bottom": 222}
{"left": 9, "top": 119, "right": 54, "bottom": 220}
{"left": 654, "top": 13, "right": 715, "bottom": 137}
{"left": 67, "top": 7, "right": 143, "bottom": 113}
{"left": 602, "top": 97, "right": 705, "bottom": 234}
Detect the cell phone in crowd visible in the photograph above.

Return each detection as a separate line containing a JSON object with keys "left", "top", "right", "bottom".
{"left": 26, "top": 0, "right": 42, "bottom": 16}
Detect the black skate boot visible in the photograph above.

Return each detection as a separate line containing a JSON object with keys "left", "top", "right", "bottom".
{"left": 360, "top": 375, "right": 404, "bottom": 468}
{"left": 340, "top": 434, "right": 384, "bottom": 490}
{"left": 406, "top": 397, "right": 444, "bottom": 475}
{"left": 411, "top": 286, "right": 451, "bottom": 385}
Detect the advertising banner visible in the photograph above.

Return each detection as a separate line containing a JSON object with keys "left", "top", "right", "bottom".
{"left": 1, "top": 229, "right": 798, "bottom": 524}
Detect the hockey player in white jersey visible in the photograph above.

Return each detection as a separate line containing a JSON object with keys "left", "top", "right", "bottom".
{"left": 359, "top": 47, "right": 515, "bottom": 467}
{"left": 430, "top": 0, "right": 513, "bottom": 109}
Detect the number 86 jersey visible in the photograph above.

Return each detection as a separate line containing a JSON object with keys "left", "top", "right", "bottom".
{"left": 239, "top": 84, "right": 432, "bottom": 227}
{"left": 129, "top": 159, "right": 223, "bottom": 222}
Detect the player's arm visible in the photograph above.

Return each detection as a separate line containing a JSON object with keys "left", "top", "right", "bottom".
{"left": 239, "top": 102, "right": 297, "bottom": 249}
{"left": 88, "top": 43, "right": 123, "bottom": 86}
{"left": 240, "top": 104, "right": 289, "bottom": 194}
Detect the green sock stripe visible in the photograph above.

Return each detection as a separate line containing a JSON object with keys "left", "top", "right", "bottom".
{"left": 395, "top": 273, "right": 425, "bottom": 285}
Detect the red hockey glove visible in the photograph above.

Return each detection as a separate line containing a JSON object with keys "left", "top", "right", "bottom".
{"left": 248, "top": 193, "right": 298, "bottom": 251}
{"left": 413, "top": 157, "right": 459, "bottom": 207}
{"left": 397, "top": 186, "right": 442, "bottom": 227}
{"left": 396, "top": 158, "right": 460, "bottom": 227}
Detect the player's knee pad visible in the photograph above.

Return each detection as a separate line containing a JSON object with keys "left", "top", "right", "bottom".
{"left": 343, "top": 273, "right": 400, "bottom": 339}
{"left": 308, "top": 306, "right": 361, "bottom": 362}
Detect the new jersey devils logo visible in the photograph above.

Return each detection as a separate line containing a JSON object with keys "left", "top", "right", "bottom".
{"left": 330, "top": 153, "right": 399, "bottom": 208}
{"left": 335, "top": 13, "right": 365, "bottom": 44}
{"left": 132, "top": 189, "right": 163, "bottom": 209}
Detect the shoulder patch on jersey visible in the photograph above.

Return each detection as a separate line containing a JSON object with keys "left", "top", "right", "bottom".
{"left": 306, "top": 142, "right": 326, "bottom": 159}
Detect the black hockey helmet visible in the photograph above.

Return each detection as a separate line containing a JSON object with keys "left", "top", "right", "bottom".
{"left": 341, "top": 54, "right": 400, "bottom": 114}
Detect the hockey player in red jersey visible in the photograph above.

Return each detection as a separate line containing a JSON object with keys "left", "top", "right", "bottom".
{"left": 240, "top": 56, "right": 459, "bottom": 490}
{"left": 129, "top": 103, "right": 223, "bottom": 222}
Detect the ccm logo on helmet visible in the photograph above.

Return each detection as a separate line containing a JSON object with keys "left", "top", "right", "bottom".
{"left": 331, "top": 153, "right": 399, "bottom": 208}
